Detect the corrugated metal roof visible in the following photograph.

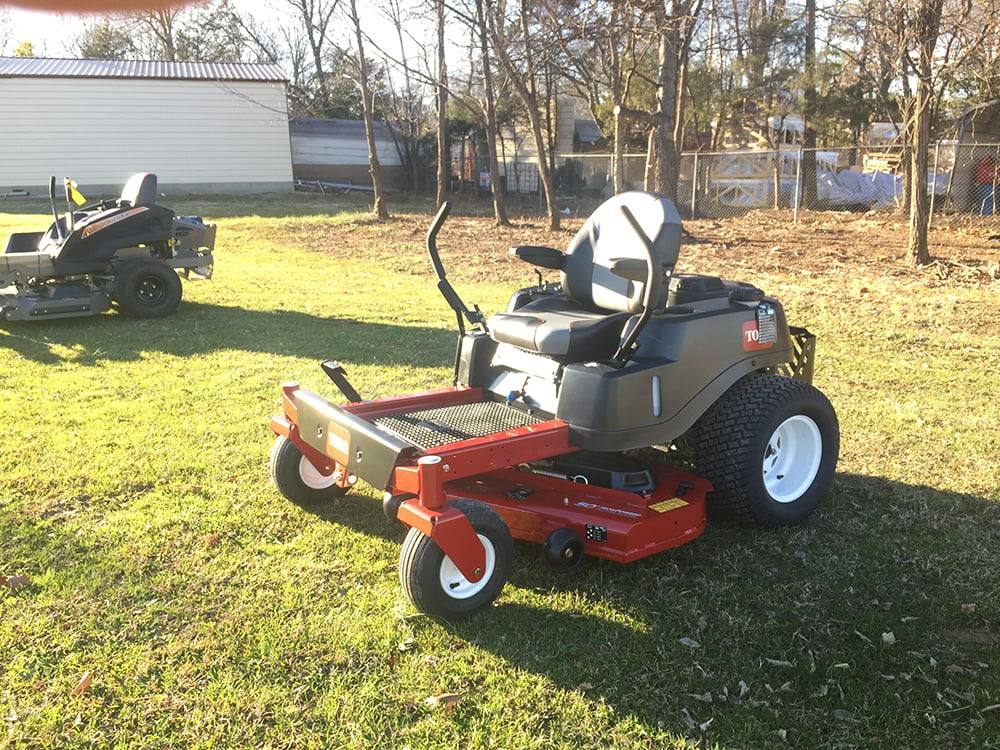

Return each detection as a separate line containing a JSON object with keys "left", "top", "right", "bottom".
{"left": 290, "top": 118, "right": 394, "bottom": 140}
{"left": 0, "top": 56, "right": 286, "bottom": 82}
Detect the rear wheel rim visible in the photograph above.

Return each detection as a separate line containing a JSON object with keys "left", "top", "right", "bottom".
{"left": 136, "top": 275, "right": 166, "bottom": 305}
{"left": 438, "top": 534, "right": 496, "bottom": 599}
{"left": 298, "top": 455, "right": 336, "bottom": 490}
{"left": 762, "top": 414, "right": 823, "bottom": 503}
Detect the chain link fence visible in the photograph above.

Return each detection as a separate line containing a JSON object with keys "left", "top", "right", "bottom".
{"left": 448, "top": 143, "right": 1000, "bottom": 226}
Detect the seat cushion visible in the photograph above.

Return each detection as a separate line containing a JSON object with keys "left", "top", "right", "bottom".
{"left": 488, "top": 295, "right": 630, "bottom": 361}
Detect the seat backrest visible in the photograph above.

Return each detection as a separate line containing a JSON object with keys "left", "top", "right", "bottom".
{"left": 562, "top": 192, "right": 682, "bottom": 314}
{"left": 119, "top": 172, "right": 158, "bottom": 207}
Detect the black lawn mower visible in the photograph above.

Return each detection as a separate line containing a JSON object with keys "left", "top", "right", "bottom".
{"left": 269, "top": 191, "right": 839, "bottom": 620}
{"left": 1, "top": 172, "right": 215, "bottom": 321}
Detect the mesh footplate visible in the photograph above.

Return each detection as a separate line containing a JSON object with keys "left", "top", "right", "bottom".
{"left": 374, "top": 401, "right": 543, "bottom": 450}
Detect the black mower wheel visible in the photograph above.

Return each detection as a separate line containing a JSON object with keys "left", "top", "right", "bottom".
{"left": 689, "top": 374, "right": 839, "bottom": 527}
{"left": 383, "top": 492, "right": 415, "bottom": 526}
{"left": 114, "top": 260, "right": 182, "bottom": 318}
{"left": 269, "top": 435, "right": 350, "bottom": 505}
{"left": 399, "top": 499, "right": 512, "bottom": 621}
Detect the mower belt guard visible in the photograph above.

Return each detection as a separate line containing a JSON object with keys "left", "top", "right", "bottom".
{"left": 293, "top": 389, "right": 414, "bottom": 490}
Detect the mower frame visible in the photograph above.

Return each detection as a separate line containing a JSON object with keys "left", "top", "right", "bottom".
{"left": 270, "top": 378, "right": 711, "bottom": 584}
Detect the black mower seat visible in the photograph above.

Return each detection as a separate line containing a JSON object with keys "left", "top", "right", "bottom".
{"left": 119, "top": 172, "right": 158, "bottom": 207}
{"left": 489, "top": 192, "right": 682, "bottom": 362}
{"left": 489, "top": 296, "right": 630, "bottom": 361}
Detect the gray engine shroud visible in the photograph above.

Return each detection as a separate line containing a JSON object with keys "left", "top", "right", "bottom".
{"left": 457, "top": 288, "right": 802, "bottom": 451}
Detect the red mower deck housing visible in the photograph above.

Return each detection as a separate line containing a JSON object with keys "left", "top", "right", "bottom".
{"left": 270, "top": 382, "right": 710, "bottom": 584}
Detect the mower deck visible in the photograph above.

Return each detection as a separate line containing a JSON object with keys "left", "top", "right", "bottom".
{"left": 442, "top": 465, "right": 708, "bottom": 563}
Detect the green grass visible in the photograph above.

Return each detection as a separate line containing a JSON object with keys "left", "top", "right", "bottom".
{"left": 1, "top": 193, "right": 998, "bottom": 749}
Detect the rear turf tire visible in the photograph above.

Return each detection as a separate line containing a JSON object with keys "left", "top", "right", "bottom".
{"left": 689, "top": 374, "right": 839, "bottom": 527}
{"left": 399, "top": 499, "right": 512, "bottom": 621}
{"left": 269, "top": 435, "right": 349, "bottom": 504}
{"left": 114, "top": 260, "right": 182, "bottom": 318}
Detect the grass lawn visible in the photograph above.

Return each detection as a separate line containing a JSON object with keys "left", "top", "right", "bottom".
{"left": 1, "top": 193, "right": 998, "bottom": 749}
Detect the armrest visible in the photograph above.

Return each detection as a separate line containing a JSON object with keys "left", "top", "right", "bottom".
{"left": 509, "top": 245, "right": 565, "bottom": 270}
{"left": 609, "top": 257, "right": 648, "bottom": 282}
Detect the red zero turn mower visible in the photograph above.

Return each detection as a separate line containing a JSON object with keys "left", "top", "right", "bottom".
{"left": 269, "top": 192, "right": 839, "bottom": 620}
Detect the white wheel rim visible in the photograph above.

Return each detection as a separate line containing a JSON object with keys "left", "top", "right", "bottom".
{"left": 298, "top": 455, "right": 337, "bottom": 490}
{"left": 438, "top": 534, "right": 495, "bottom": 600}
{"left": 762, "top": 415, "right": 823, "bottom": 503}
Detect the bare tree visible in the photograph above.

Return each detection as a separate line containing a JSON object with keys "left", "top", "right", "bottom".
{"left": 132, "top": 7, "right": 183, "bottom": 60}
{"left": 484, "top": 0, "right": 560, "bottom": 230}
{"left": 474, "top": 0, "right": 509, "bottom": 224}
{"left": 801, "top": 0, "right": 818, "bottom": 208}
{"left": 550, "top": 0, "right": 653, "bottom": 194}
{"left": 615, "top": 0, "right": 702, "bottom": 200}
{"left": 0, "top": 9, "right": 12, "bottom": 55}
{"left": 284, "top": 0, "right": 340, "bottom": 112}
{"left": 435, "top": 0, "right": 450, "bottom": 205}
{"left": 348, "top": 0, "right": 391, "bottom": 219}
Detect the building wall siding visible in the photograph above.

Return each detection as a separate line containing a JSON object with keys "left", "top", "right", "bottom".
{"left": 290, "top": 133, "right": 402, "bottom": 167}
{"left": 0, "top": 77, "right": 293, "bottom": 192}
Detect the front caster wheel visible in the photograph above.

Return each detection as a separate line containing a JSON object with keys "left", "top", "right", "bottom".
{"left": 383, "top": 492, "right": 415, "bottom": 526}
{"left": 398, "top": 500, "right": 512, "bottom": 621}
{"left": 269, "top": 435, "right": 350, "bottom": 504}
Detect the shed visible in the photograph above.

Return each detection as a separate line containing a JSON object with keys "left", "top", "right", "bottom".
{"left": 289, "top": 118, "right": 403, "bottom": 188}
{"left": 0, "top": 56, "right": 293, "bottom": 195}
{"left": 948, "top": 101, "right": 1000, "bottom": 212}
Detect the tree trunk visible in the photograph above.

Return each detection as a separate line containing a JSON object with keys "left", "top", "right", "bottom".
{"left": 475, "top": 0, "right": 508, "bottom": 225}
{"left": 485, "top": 0, "right": 559, "bottom": 229}
{"left": 435, "top": 0, "right": 449, "bottom": 206}
{"left": 645, "top": 5, "right": 680, "bottom": 199}
{"left": 349, "top": 0, "right": 389, "bottom": 219}
{"left": 801, "top": 0, "right": 818, "bottom": 209}
{"left": 906, "top": 0, "right": 943, "bottom": 265}
{"left": 908, "top": 80, "right": 933, "bottom": 264}
{"left": 612, "top": 106, "right": 626, "bottom": 194}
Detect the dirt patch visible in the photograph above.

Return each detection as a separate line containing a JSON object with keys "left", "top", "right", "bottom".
{"left": 298, "top": 207, "right": 1000, "bottom": 290}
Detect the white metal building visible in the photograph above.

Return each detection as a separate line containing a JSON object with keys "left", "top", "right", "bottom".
{"left": 0, "top": 57, "right": 293, "bottom": 195}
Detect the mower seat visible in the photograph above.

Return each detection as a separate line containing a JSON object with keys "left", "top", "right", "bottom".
{"left": 488, "top": 192, "right": 682, "bottom": 362}
{"left": 489, "top": 296, "right": 631, "bottom": 361}
{"left": 119, "top": 172, "right": 158, "bottom": 207}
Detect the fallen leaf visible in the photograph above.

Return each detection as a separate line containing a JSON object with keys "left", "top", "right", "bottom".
{"left": 777, "top": 729, "right": 788, "bottom": 742}
{"left": 686, "top": 692, "right": 713, "bottom": 703}
{"left": 679, "top": 637, "right": 701, "bottom": 649}
{"left": 577, "top": 682, "right": 594, "bottom": 691}
{"left": 397, "top": 638, "right": 416, "bottom": 652}
{"left": 882, "top": 631, "right": 896, "bottom": 646}
{"left": 832, "top": 662, "right": 850, "bottom": 670}
{"left": 961, "top": 603, "right": 976, "bottom": 615}
{"left": 72, "top": 671, "right": 92, "bottom": 696}
{"left": 424, "top": 692, "right": 461, "bottom": 712}
{"left": 2, "top": 575, "right": 30, "bottom": 592}
{"left": 203, "top": 532, "right": 223, "bottom": 548}
{"left": 766, "top": 658, "right": 794, "bottom": 668}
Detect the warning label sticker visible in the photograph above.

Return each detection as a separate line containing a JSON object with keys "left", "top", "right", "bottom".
{"left": 649, "top": 497, "right": 689, "bottom": 513}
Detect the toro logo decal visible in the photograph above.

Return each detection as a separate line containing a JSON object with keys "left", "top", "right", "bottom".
{"left": 742, "top": 320, "right": 773, "bottom": 351}
{"left": 81, "top": 206, "right": 149, "bottom": 238}
{"left": 325, "top": 421, "right": 352, "bottom": 465}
